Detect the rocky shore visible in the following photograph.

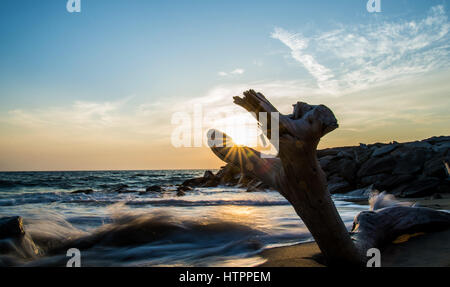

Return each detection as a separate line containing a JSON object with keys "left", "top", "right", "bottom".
{"left": 181, "top": 136, "right": 450, "bottom": 198}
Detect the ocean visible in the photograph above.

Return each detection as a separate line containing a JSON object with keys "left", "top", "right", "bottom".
{"left": 0, "top": 170, "right": 368, "bottom": 266}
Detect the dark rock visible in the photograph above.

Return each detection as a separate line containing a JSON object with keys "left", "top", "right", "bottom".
{"left": 203, "top": 179, "right": 219, "bottom": 187}
{"left": 0, "top": 216, "right": 25, "bottom": 240}
{"left": 371, "top": 144, "right": 398, "bottom": 157}
{"left": 337, "top": 151, "right": 353, "bottom": 159}
{"left": 181, "top": 177, "right": 205, "bottom": 187}
{"left": 390, "top": 183, "right": 410, "bottom": 196}
{"left": 376, "top": 174, "right": 414, "bottom": 191}
{"left": 181, "top": 170, "right": 220, "bottom": 188}
{"left": 392, "top": 150, "right": 425, "bottom": 175}
{"left": 113, "top": 184, "right": 129, "bottom": 192}
{"left": 404, "top": 141, "right": 433, "bottom": 149}
{"left": 400, "top": 178, "right": 440, "bottom": 198}
{"left": 177, "top": 185, "right": 192, "bottom": 192}
{"left": 328, "top": 175, "right": 345, "bottom": 183}
{"left": 437, "top": 179, "right": 450, "bottom": 194}
{"left": 318, "top": 155, "right": 334, "bottom": 170}
{"left": 431, "top": 193, "right": 443, "bottom": 199}
{"left": 353, "top": 146, "right": 372, "bottom": 164}
{"left": 246, "top": 180, "right": 266, "bottom": 192}
{"left": 425, "top": 136, "right": 450, "bottom": 145}
{"left": 423, "top": 157, "right": 449, "bottom": 179}
{"left": 71, "top": 189, "right": 94, "bottom": 194}
{"left": 118, "top": 189, "right": 139, "bottom": 194}
{"left": 327, "top": 180, "right": 352, "bottom": 194}
{"left": 432, "top": 142, "right": 450, "bottom": 155}
{"left": 338, "top": 159, "right": 358, "bottom": 183}
{"left": 176, "top": 190, "right": 185, "bottom": 197}
{"left": 323, "top": 157, "right": 342, "bottom": 175}
{"left": 203, "top": 170, "right": 215, "bottom": 180}
{"left": 317, "top": 148, "right": 340, "bottom": 157}
{"left": 357, "top": 155, "right": 396, "bottom": 177}
{"left": 359, "top": 173, "right": 390, "bottom": 187}
{"left": 180, "top": 136, "right": 449, "bottom": 198}
{"left": 215, "top": 164, "right": 241, "bottom": 185}
{"left": 145, "top": 185, "right": 163, "bottom": 192}
{"left": 323, "top": 157, "right": 358, "bottom": 182}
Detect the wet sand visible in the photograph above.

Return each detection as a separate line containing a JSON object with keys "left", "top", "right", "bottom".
{"left": 259, "top": 196, "right": 450, "bottom": 267}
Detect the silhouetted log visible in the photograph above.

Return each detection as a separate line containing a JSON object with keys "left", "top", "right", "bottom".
{"left": 208, "top": 90, "right": 450, "bottom": 266}
{"left": 209, "top": 90, "right": 362, "bottom": 265}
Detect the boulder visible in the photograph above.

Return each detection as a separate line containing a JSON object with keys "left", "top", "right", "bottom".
{"left": 327, "top": 177, "right": 352, "bottom": 194}
{"left": 324, "top": 158, "right": 358, "bottom": 183}
{"left": 181, "top": 177, "right": 205, "bottom": 187}
{"left": 337, "top": 151, "right": 354, "bottom": 159}
{"left": 431, "top": 193, "right": 443, "bottom": 200}
{"left": 353, "top": 146, "right": 372, "bottom": 164}
{"left": 437, "top": 179, "right": 450, "bottom": 194}
{"left": 404, "top": 141, "right": 433, "bottom": 149}
{"left": 339, "top": 160, "right": 359, "bottom": 183}
{"left": 424, "top": 136, "right": 450, "bottom": 145}
{"left": 203, "top": 170, "right": 215, "bottom": 180}
{"left": 71, "top": 189, "right": 94, "bottom": 194}
{"left": 359, "top": 173, "right": 390, "bottom": 187}
{"left": 371, "top": 144, "right": 398, "bottom": 157}
{"left": 318, "top": 155, "right": 335, "bottom": 170}
{"left": 317, "top": 148, "right": 340, "bottom": 157}
{"left": 323, "top": 157, "right": 343, "bottom": 174}
{"left": 0, "top": 216, "right": 25, "bottom": 239}
{"left": 392, "top": 150, "right": 425, "bottom": 175}
{"left": 145, "top": 185, "right": 163, "bottom": 192}
{"left": 423, "top": 157, "right": 449, "bottom": 179}
{"left": 203, "top": 179, "right": 219, "bottom": 187}
{"left": 376, "top": 174, "right": 414, "bottom": 191}
{"left": 390, "top": 183, "right": 410, "bottom": 196}
{"left": 400, "top": 178, "right": 440, "bottom": 198}
{"left": 246, "top": 180, "right": 266, "bottom": 192}
{"left": 432, "top": 142, "right": 450, "bottom": 155}
{"left": 357, "top": 155, "right": 396, "bottom": 178}
{"left": 112, "top": 184, "right": 129, "bottom": 192}
{"left": 175, "top": 185, "right": 192, "bottom": 197}
{"left": 177, "top": 185, "right": 192, "bottom": 192}
{"left": 215, "top": 164, "right": 241, "bottom": 185}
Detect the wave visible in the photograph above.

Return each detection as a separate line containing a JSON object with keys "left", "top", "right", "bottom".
{"left": 1, "top": 207, "right": 269, "bottom": 267}
{"left": 126, "top": 199, "right": 290, "bottom": 207}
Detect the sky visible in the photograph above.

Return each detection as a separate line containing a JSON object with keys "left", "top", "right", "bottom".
{"left": 0, "top": 0, "right": 449, "bottom": 171}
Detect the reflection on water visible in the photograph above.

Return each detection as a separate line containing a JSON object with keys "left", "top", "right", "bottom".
{"left": 0, "top": 170, "right": 369, "bottom": 266}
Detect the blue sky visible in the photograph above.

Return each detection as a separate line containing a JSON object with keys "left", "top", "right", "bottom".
{"left": 0, "top": 0, "right": 449, "bottom": 170}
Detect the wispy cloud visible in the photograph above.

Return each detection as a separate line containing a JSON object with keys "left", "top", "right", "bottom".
{"left": 271, "top": 5, "right": 450, "bottom": 95}
{"left": 218, "top": 68, "right": 245, "bottom": 76}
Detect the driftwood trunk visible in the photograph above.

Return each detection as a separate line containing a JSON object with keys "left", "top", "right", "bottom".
{"left": 209, "top": 90, "right": 450, "bottom": 266}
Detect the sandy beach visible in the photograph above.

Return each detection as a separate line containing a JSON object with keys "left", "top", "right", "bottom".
{"left": 259, "top": 195, "right": 450, "bottom": 267}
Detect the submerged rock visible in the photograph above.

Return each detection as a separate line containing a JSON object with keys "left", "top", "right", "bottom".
{"left": 146, "top": 185, "right": 163, "bottom": 192}
{"left": 71, "top": 189, "right": 94, "bottom": 194}
{"left": 0, "top": 216, "right": 25, "bottom": 239}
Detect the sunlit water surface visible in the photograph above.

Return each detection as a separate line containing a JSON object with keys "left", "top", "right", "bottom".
{"left": 0, "top": 170, "right": 368, "bottom": 266}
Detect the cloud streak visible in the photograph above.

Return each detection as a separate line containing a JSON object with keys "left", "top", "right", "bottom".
{"left": 218, "top": 68, "right": 245, "bottom": 76}
{"left": 271, "top": 5, "right": 450, "bottom": 95}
